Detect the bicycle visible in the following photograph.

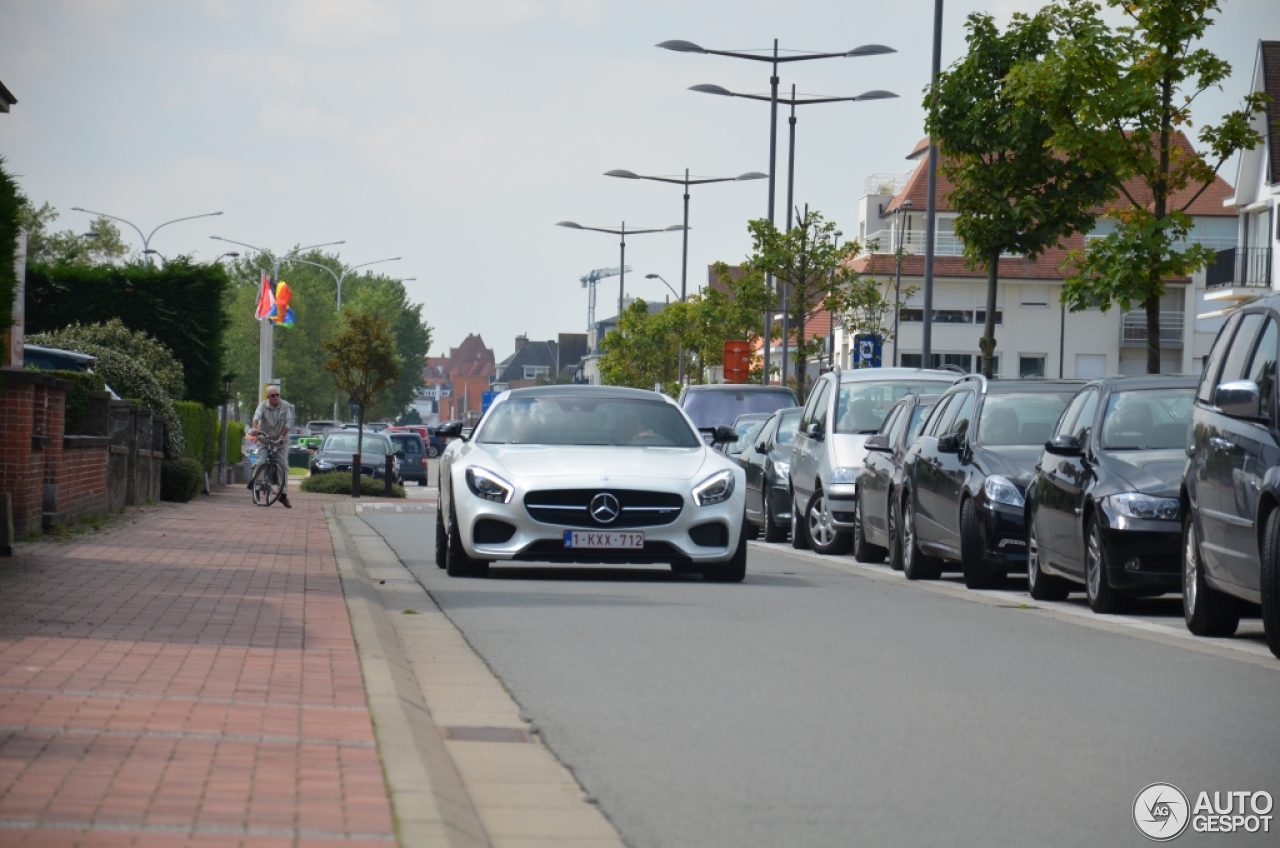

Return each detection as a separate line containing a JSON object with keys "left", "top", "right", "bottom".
{"left": 250, "top": 438, "right": 286, "bottom": 507}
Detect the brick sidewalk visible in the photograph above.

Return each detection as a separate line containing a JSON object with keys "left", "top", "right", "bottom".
{"left": 0, "top": 490, "right": 398, "bottom": 847}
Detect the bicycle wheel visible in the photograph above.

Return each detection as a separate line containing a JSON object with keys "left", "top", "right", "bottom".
{"left": 251, "top": 461, "right": 283, "bottom": 506}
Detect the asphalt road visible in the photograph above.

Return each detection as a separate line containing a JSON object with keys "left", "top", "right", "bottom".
{"left": 363, "top": 510, "right": 1280, "bottom": 848}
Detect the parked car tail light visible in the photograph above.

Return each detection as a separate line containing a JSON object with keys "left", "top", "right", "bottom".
{"left": 693, "top": 470, "right": 735, "bottom": 506}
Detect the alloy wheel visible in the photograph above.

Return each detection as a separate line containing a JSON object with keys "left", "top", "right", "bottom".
{"left": 903, "top": 499, "right": 915, "bottom": 569}
{"left": 1028, "top": 521, "right": 1040, "bottom": 591}
{"left": 1086, "top": 524, "right": 1102, "bottom": 600}
{"left": 1184, "top": 521, "right": 1199, "bottom": 616}
{"left": 808, "top": 493, "right": 836, "bottom": 549}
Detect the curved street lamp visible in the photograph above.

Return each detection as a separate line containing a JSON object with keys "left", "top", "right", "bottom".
{"left": 71, "top": 207, "right": 223, "bottom": 264}
{"left": 644, "top": 273, "right": 681, "bottom": 302}
{"left": 556, "top": 221, "right": 684, "bottom": 323}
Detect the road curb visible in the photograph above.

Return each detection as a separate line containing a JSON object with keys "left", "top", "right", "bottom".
{"left": 326, "top": 503, "right": 490, "bottom": 848}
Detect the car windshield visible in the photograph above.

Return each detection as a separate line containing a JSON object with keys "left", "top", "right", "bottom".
{"left": 322, "top": 434, "right": 391, "bottom": 455}
{"left": 835, "top": 380, "right": 955, "bottom": 434}
{"left": 978, "top": 393, "right": 1074, "bottom": 446}
{"left": 682, "top": 390, "right": 796, "bottom": 429}
{"left": 477, "top": 396, "right": 702, "bottom": 447}
{"left": 1100, "top": 388, "right": 1195, "bottom": 450}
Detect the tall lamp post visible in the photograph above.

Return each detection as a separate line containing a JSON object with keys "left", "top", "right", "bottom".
{"left": 824, "top": 230, "right": 842, "bottom": 369}
{"left": 556, "top": 221, "right": 684, "bottom": 328}
{"left": 71, "top": 207, "right": 223, "bottom": 264}
{"left": 658, "top": 38, "right": 896, "bottom": 384}
{"left": 922, "top": 0, "right": 946, "bottom": 367}
{"left": 691, "top": 84, "right": 896, "bottom": 383}
{"left": 605, "top": 168, "right": 765, "bottom": 383}
{"left": 209, "top": 236, "right": 346, "bottom": 405}
{"left": 892, "top": 199, "right": 914, "bottom": 367}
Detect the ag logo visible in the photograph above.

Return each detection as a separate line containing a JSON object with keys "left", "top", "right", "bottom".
{"left": 1134, "top": 783, "right": 1190, "bottom": 841}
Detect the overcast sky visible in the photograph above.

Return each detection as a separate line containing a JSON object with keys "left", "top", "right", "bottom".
{"left": 4, "top": 0, "right": 1275, "bottom": 360}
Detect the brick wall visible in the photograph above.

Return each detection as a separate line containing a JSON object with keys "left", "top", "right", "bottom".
{"left": 0, "top": 375, "right": 42, "bottom": 537}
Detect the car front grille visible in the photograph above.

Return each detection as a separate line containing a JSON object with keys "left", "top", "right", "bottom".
{"left": 524, "top": 489, "right": 684, "bottom": 528}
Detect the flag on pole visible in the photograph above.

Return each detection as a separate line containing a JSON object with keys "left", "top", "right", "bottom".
{"left": 254, "top": 273, "right": 274, "bottom": 320}
{"left": 270, "top": 281, "right": 294, "bottom": 327}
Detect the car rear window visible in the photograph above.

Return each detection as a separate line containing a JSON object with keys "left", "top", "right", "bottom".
{"left": 681, "top": 390, "right": 797, "bottom": 429}
{"left": 977, "top": 392, "right": 1075, "bottom": 446}
{"left": 389, "top": 435, "right": 423, "bottom": 454}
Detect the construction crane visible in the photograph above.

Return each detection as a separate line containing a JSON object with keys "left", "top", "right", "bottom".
{"left": 579, "top": 265, "right": 630, "bottom": 337}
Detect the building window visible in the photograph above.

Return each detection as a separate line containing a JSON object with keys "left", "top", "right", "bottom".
{"left": 523, "top": 365, "right": 550, "bottom": 380}
{"left": 900, "top": 352, "right": 1000, "bottom": 375}
{"left": 1020, "top": 285, "right": 1050, "bottom": 308}
{"left": 1019, "top": 355, "right": 1047, "bottom": 378}
{"left": 899, "top": 309, "right": 1001, "bottom": 325}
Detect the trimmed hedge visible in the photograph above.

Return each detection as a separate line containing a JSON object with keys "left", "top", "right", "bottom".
{"left": 0, "top": 159, "right": 19, "bottom": 349}
{"left": 27, "top": 368, "right": 106, "bottom": 429}
{"left": 222, "top": 420, "right": 245, "bottom": 464}
{"left": 175, "top": 401, "right": 217, "bottom": 472}
{"left": 161, "top": 457, "right": 203, "bottom": 502}
{"left": 301, "top": 472, "right": 406, "bottom": 498}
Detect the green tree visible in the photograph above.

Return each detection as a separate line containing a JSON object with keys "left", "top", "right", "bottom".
{"left": 744, "top": 209, "right": 850, "bottom": 400}
{"left": 15, "top": 199, "right": 129, "bottom": 265}
{"left": 1008, "top": 0, "right": 1267, "bottom": 373}
{"left": 831, "top": 249, "right": 918, "bottom": 365}
{"left": 927, "top": 11, "right": 1113, "bottom": 378}
{"left": 322, "top": 311, "right": 402, "bottom": 490}
{"left": 0, "top": 158, "right": 20, "bottom": 349}
{"left": 343, "top": 270, "right": 432, "bottom": 418}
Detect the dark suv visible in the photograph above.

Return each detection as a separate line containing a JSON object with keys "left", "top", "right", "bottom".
{"left": 899, "top": 375, "right": 1080, "bottom": 587}
{"left": 1182, "top": 299, "right": 1280, "bottom": 657}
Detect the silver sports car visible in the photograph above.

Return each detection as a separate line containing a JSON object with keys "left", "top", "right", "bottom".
{"left": 434, "top": 385, "right": 748, "bottom": 581}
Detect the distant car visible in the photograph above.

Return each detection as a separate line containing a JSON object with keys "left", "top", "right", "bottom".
{"left": 856, "top": 393, "right": 941, "bottom": 569}
{"left": 737, "top": 406, "right": 803, "bottom": 542}
{"left": 678, "top": 384, "right": 798, "bottom": 437}
{"left": 305, "top": 419, "right": 343, "bottom": 435}
{"left": 436, "top": 385, "right": 747, "bottom": 581}
{"left": 386, "top": 425, "right": 446, "bottom": 458}
{"left": 387, "top": 432, "right": 429, "bottom": 486}
{"left": 899, "top": 375, "right": 1080, "bottom": 587}
{"left": 1026, "top": 376, "right": 1196, "bottom": 610}
{"left": 790, "top": 367, "right": 960, "bottom": 555}
{"left": 310, "top": 431, "right": 403, "bottom": 483}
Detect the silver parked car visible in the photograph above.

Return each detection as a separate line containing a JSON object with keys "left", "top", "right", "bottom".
{"left": 790, "top": 367, "right": 961, "bottom": 554}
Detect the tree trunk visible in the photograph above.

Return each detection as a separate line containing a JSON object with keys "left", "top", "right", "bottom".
{"left": 980, "top": 248, "right": 1000, "bottom": 378}
{"left": 352, "top": 400, "right": 365, "bottom": 498}
{"left": 795, "top": 314, "right": 807, "bottom": 402}
{"left": 1145, "top": 291, "right": 1161, "bottom": 374}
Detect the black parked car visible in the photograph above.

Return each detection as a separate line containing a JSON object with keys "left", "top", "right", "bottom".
{"left": 387, "top": 432, "right": 429, "bottom": 486}
{"left": 1026, "top": 376, "right": 1196, "bottom": 610}
{"left": 855, "top": 393, "right": 940, "bottom": 569}
{"left": 737, "top": 406, "right": 803, "bottom": 542}
{"left": 900, "top": 376, "right": 1079, "bottom": 587}
{"left": 1183, "top": 300, "right": 1280, "bottom": 657}
{"left": 311, "top": 431, "right": 403, "bottom": 483}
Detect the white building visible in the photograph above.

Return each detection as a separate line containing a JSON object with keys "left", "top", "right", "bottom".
{"left": 835, "top": 135, "right": 1238, "bottom": 379}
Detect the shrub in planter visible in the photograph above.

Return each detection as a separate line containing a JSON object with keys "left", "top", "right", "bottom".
{"left": 301, "top": 472, "right": 406, "bottom": 499}
{"left": 161, "top": 457, "right": 204, "bottom": 502}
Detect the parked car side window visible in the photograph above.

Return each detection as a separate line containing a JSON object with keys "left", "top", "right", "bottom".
{"left": 811, "top": 381, "right": 834, "bottom": 434}
{"left": 905, "top": 404, "right": 933, "bottom": 445}
{"left": 1068, "top": 390, "right": 1100, "bottom": 444}
{"left": 926, "top": 393, "right": 958, "bottom": 437}
{"left": 1246, "top": 317, "right": 1279, "bottom": 422}
{"left": 949, "top": 392, "right": 977, "bottom": 438}
{"left": 1055, "top": 390, "right": 1091, "bottom": 440}
{"left": 878, "top": 403, "right": 904, "bottom": 438}
{"left": 886, "top": 404, "right": 910, "bottom": 446}
{"left": 1197, "top": 312, "right": 1243, "bottom": 404}
{"left": 800, "top": 379, "right": 829, "bottom": 433}
{"left": 1219, "top": 312, "right": 1264, "bottom": 387}
{"left": 755, "top": 416, "right": 779, "bottom": 449}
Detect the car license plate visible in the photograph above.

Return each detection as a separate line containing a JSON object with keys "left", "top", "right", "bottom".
{"left": 563, "top": 531, "right": 644, "bottom": 549}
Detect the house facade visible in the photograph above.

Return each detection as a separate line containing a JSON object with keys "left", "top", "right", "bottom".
{"left": 409, "top": 334, "right": 495, "bottom": 424}
{"left": 492, "top": 333, "right": 589, "bottom": 390}
{"left": 834, "top": 135, "right": 1237, "bottom": 379}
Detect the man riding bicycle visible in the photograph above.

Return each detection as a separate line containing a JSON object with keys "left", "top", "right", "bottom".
{"left": 248, "top": 385, "right": 295, "bottom": 508}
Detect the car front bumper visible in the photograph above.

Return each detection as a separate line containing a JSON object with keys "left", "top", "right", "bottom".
{"left": 978, "top": 500, "right": 1029, "bottom": 572}
{"left": 1096, "top": 506, "right": 1181, "bottom": 594}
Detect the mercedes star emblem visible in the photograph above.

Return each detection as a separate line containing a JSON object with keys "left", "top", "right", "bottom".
{"left": 590, "top": 492, "right": 620, "bottom": 524}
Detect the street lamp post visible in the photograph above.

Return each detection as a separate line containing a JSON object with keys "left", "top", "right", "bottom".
{"left": 556, "top": 221, "right": 684, "bottom": 337}
{"left": 605, "top": 168, "right": 765, "bottom": 384}
{"left": 71, "top": 207, "right": 223, "bottom": 264}
{"left": 922, "top": 0, "right": 946, "bottom": 367}
{"left": 644, "top": 273, "right": 680, "bottom": 302}
{"left": 690, "top": 83, "right": 897, "bottom": 384}
{"left": 892, "top": 199, "right": 914, "bottom": 367}
{"left": 209, "top": 236, "right": 346, "bottom": 405}
{"left": 827, "top": 230, "right": 842, "bottom": 369}
{"left": 658, "top": 38, "right": 896, "bottom": 384}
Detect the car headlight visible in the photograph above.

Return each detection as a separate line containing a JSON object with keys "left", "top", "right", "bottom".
{"left": 773, "top": 460, "right": 790, "bottom": 479}
{"left": 313, "top": 461, "right": 334, "bottom": 471}
{"left": 693, "top": 469, "right": 736, "bottom": 506}
{"left": 1108, "top": 493, "right": 1179, "bottom": 521}
{"left": 983, "top": 475, "right": 1025, "bottom": 508}
{"left": 465, "top": 467, "right": 514, "bottom": 504}
{"left": 829, "top": 466, "right": 859, "bottom": 485}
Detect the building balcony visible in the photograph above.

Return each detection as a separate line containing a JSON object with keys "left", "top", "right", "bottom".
{"left": 1120, "top": 311, "right": 1184, "bottom": 348}
{"left": 864, "top": 229, "right": 968, "bottom": 257}
{"left": 1206, "top": 247, "right": 1272, "bottom": 289}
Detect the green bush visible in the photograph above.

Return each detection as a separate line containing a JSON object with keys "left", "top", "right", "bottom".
{"left": 175, "top": 401, "right": 217, "bottom": 472}
{"left": 223, "top": 420, "right": 245, "bottom": 464}
{"left": 26, "top": 368, "right": 106, "bottom": 428}
{"left": 161, "top": 456, "right": 204, "bottom": 502}
{"left": 0, "top": 159, "right": 19, "bottom": 349}
{"left": 301, "top": 471, "right": 406, "bottom": 498}
{"left": 30, "top": 319, "right": 185, "bottom": 399}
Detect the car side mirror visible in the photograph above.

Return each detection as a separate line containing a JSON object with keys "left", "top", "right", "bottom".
{"left": 437, "top": 420, "right": 464, "bottom": 439}
{"left": 1044, "top": 434, "right": 1084, "bottom": 456}
{"left": 806, "top": 422, "right": 824, "bottom": 440}
{"left": 864, "top": 433, "right": 892, "bottom": 452}
{"left": 1215, "top": 380, "right": 1261, "bottom": 419}
{"left": 710, "top": 425, "right": 738, "bottom": 445}
{"left": 937, "top": 432, "right": 962, "bottom": 453}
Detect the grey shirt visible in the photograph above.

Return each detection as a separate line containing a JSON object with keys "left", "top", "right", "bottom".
{"left": 253, "top": 399, "right": 295, "bottom": 442}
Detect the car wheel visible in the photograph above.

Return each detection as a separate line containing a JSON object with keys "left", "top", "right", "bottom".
{"left": 434, "top": 505, "right": 447, "bottom": 569}
{"left": 445, "top": 498, "right": 488, "bottom": 578}
{"left": 1183, "top": 515, "right": 1239, "bottom": 636}
{"left": 790, "top": 492, "right": 810, "bottom": 550}
{"left": 744, "top": 513, "right": 761, "bottom": 541}
{"left": 1084, "top": 516, "right": 1130, "bottom": 614}
{"left": 1260, "top": 509, "right": 1280, "bottom": 659}
{"left": 418, "top": 477, "right": 428, "bottom": 487}
{"left": 1026, "top": 513, "right": 1069, "bottom": 601}
{"left": 427, "top": 446, "right": 440, "bottom": 458}
{"left": 762, "top": 494, "right": 787, "bottom": 543}
{"left": 960, "top": 498, "right": 1005, "bottom": 590}
{"left": 902, "top": 489, "right": 942, "bottom": 581}
{"left": 806, "top": 489, "right": 853, "bottom": 556}
{"left": 852, "top": 494, "right": 886, "bottom": 563}
{"left": 704, "top": 514, "right": 748, "bottom": 583}
{"left": 887, "top": 491, "right": 904, "bottom": 571}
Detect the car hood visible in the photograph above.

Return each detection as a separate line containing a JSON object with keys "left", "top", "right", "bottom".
{"left": 975, "top": 445, "right": 1043, "bottom": 491}
{"left": 831, "top": 433, "right": 872, "bottom": 470}
{"left": 1097, "top": 448, "right": 1184, "bottom": 498}
{"left": 476, "top": 445, "right": 713, "bottom": 482}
